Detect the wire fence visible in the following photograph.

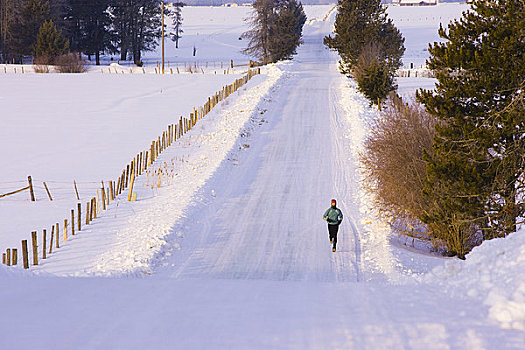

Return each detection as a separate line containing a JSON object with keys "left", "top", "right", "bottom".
{"left": 1, "top": 60, "right": 254, "bottom": 75}
{"left": 1, "top": 67, "right": 261, "bottom": 270}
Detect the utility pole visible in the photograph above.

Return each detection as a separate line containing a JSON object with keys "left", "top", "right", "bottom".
{"left": 161, "top": 1, "right": 165, "bottom": 74}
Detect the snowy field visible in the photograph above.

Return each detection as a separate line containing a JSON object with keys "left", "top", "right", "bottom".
{"left": 388, "top": 2, "right": 470, "bottom": 97}
{"left": 143, "top": 5, "right": 255, "bottom": 66}
{"left": 1, "top": 3, "right": 524, "bottom": 349}
{"left": 387, "top": 2, "right": 469, "bottom": 69}
{"left": 0, "top": 72, "right": 246, "bottom": 251}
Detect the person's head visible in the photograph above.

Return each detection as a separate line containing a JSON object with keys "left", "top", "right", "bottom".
{"left": 331, "top": 199, "right": 336, "bottom": 207}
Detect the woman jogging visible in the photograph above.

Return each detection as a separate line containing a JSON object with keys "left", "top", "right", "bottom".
{"left": 323, "top": 199, "right": 343, "bottom": 252}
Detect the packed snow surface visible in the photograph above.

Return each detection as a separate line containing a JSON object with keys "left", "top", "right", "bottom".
{"left": 0, "top": 4, "right": 524, "bottom": 349}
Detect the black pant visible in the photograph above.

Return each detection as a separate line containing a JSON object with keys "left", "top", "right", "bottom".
{"left": 328, "top": 224, "right": 339, "bottom": 248}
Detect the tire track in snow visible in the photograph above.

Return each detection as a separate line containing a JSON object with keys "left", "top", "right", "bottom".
{"left": 329, "top": 78, "right": 363, "bottom": 283}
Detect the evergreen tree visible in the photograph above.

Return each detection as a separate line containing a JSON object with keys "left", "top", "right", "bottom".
{"left": 353, "top": 43, "right": 394, "bottom": 105}
{"left": 131, "top": 0, "right": 163, "bottom": 66}
{"left": 268, "top": 0, "right": 306, "bottom": 62}
{"left": 34, "top": 20, "right": 69, "bottom": 63}
{"left": 10, "top": 0, "right": 50, "bottom": 61}
{"left": 0, "top": 0, "right": 23, "bottom": 63}
{"left": 83, "top": 0, "right": 113, "bottom": 65}
{"left": 324, "top": 0, "right": 381, "bottom": 72}
{"left": 65, "top": 1, "right": 114, "bottom": 65}
{"left": 417, "top": 0, "right": 525, "bottom": 257}
{"left": 324, "top": 0, "right": 403, "bottom": 73}
{"left": 111, "top": 0, "right": 163, "bottom": 66}
{"left": 324, "top": 0, "right": 404, "bottom": 104}
{"left": 170, "top": 2, "right": 184, "bottom": 49}
{"left": 111, "top": 0, "right": 132, "bottom": 60}
{"left": 1, "top": 0, "right": 68, "bottom": 63}
{"left": 48, "top": 0, "right": 69, "bottom": 34}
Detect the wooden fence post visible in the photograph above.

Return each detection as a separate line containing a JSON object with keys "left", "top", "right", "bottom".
{"left": 55, "top": 223, "right": 59, "bottom": 248}
{"left": 78, "top": 203, "right": 82, "bottom": 231}
{"left": 74, "top": 180, "right": 80, "bottom": 200}
{"left": 109, "top": 181, "right": 115, "bottom": 201}
{"left": 90, "top": 198, "right": 95, "bottom": 220}
{"left": 6, "top": 249, "right": 11, "bottom": 266}
{"left": 86, "top": 202, "right": 90, "bottom": 225}
{"left": 2, "top": 253, "right": 5, "bottom": 265}
{"left": 96, "top": 189, "right": 100, "bottom": 215}
{"left": 12, "top": 249, "right": 17, "bottom": 265}
{"left": 42, "top": 229, "right": 47, "bottom": 259}
{"left": 101, "top": 183, "right": 107, "bottom": 211}
{"left": 49, "top": 226, "right": 54, "bottom": 254}
{"left": 43, "top": 182, "right": 53, "bottom": 201}
{"left": 63, "top": 219, "right": 68, "bottom": 241}
{"left": 22, "top": 240, "right": 29, "bottom": 269}
{"left": 71, "top": 210, "right": 75, "bottom": 236}
{"left": 150, "top": 142, "right": 154, "bottom": 165}
{"left": 31, "top": 231, "right": 38, "bottom": 266}
{"left": 116, "top": 177, "right": 121, "bottom": 196}
{"left": 128, "top": 173, "right": 135, "bottom": 201}
{"left": 28, "top": 176, "right": 35, "bottom": 201}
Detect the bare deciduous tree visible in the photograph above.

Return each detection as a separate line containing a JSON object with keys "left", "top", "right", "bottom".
{"left": 361, "top": 97, "right": 437, "bottom": 239}
{"left": 242, "top": 0, "right": 305, "bottom": 65}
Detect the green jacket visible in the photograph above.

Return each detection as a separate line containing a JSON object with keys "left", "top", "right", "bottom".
{"left": 323, "top": 207, "right": 343, "bottom": 225}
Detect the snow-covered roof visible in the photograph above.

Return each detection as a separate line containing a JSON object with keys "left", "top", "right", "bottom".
{"left": 393, "top": 0, "right": 438, "bottom": 5}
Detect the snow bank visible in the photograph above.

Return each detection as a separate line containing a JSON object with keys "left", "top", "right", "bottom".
{"left": 427, "top": 230, "right": 525, "bottom": 331}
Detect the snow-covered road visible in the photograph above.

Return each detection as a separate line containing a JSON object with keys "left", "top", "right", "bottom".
{"left": 160, "top": 30, "right": 361, "bottom": 283}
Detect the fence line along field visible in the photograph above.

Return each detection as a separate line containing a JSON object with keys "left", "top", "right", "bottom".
{"left": 1, "top": 60, "right": 249, "bottom": 75}
{"left": 0, "top": 66, "right": 261, "bottom": 264}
